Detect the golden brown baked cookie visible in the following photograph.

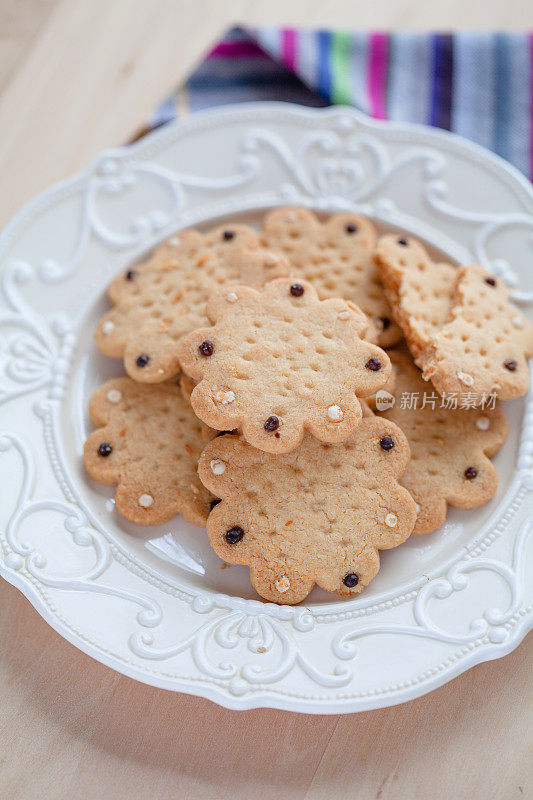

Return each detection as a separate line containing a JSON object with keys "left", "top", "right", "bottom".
{"left": 94, "top": 225, "right": 290, "bottom": 383}
{"left": 262, "top": 207, "right": 401, "bottom": 347}
{"left": 198, "top": 416, "right": 417, "bottom": 604}
{"left": 179, "top": 373, "right": 222, "bottom": 443}
{"left": 363, "top": 361, "right": 397, "bottom": 411}
{"left": 177, "top": 277, "right": 392, "bottom": 453}
{"left": 375, "top": 234, "right": 533, "bottom": 401}
{"left": 376, "top": 348, "right": 508, "bottom": 534}
{"left": 84, "top": 376, "right": 214, "bottom": 525}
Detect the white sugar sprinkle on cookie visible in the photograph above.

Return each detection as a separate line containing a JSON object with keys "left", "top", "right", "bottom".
{"left": 226, "top": 292, "right": 238, "bottom": 303}
{"left": 84, "top": 378, "right": 214, "bottom": 526}
{"left": 385, "top": 512, "right": 398, "bottom": 527}
{"left": 375, "top": 236, "right": 533, "bottom": 402}
{"left": 338, "top": 310, "right": 351, "bottom": 320}
{"left": 178, "top": 276, "right": 392, "bottom": 454}
{"left": 214, "top": 389, "right": 235, "bottom": 405}
{"left": 327, "top": 404, "right": 344, "bottom": 422}
{"left": 102, "top": 320, "right": 115, "bottom": 334}
{"left": 106, "top": 389, "right": 122, "bottom": 403}
{"left": 94, "top": 224, "right": 291, "bottom": 384}
{"left": 198, "top": 415, "right": 416, "bottom": 604}
{"left": 210, "top": 458, "right": 226, "bottom": 475}
{"left": 456, "top": 368, "right": 474, "bottom": 387}
{"left": 275, "top": 576, "right": 291, "bottom": 593}
{"left": 375, "top": 348, "right": 509, "bottom": 536}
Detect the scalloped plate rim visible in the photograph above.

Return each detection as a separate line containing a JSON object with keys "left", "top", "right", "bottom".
{"left": 1, "top": 101, "right": 532, "bottom": 713}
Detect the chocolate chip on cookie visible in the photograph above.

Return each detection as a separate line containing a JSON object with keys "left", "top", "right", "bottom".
{"left": 343, "top": 573, "right": 359, "bottom": 588}
{"left": 290, "top": 283, "right": 304, "bottom": 297}
{"left": 365, "top": 357, "right": 382, "bottom": 371}
{"left": 373, "top": 348, "right": 508, "bottom": 535}
{"left": 198, "top": 416, "right": 416, "bottom": 604}
{"left": 225, "top": 526, "right": 244, "bottom": 544}
{"left": 94, "top": 224, "right": 290, "bottom": 383}
{"left": 264, "top": 416, "right": 279, "bottom": 432}
{"left": 199, "top": 340, "right": 214, "bottom": 357}
{"left": 177, "top": 278, "right": 392, "bottom": 454}
{"left": 375, "top": 235, "right": 533, "bottom": 402}
{"left": 261, "top": 208, "right": 401, "bottom": 347}
{"left": 84, "top": 377, "right": 215, "bottom": 526}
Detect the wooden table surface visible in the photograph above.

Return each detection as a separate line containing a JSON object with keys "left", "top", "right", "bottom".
{"left": 0, "top": 2, "right": 532, "bottom": 798}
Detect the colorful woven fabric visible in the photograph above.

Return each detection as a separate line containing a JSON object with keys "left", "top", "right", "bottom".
{"left": 146, "top": 28, "right": 533, "bottom": 180}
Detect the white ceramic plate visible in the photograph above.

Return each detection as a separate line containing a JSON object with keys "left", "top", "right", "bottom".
{"left": 1, "top": 103, "right": 532, "bottom": 713}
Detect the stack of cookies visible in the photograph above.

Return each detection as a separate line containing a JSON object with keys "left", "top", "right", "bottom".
{"left": 84, "top": 208, "right": 533, "bottom": 604}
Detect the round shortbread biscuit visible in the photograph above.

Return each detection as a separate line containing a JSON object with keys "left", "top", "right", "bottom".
{"left": 375, "top": 347, "right": 509, "bottom": 535}
{"left": 375, "top": 234, "right": 533, "bottom": 401}
{"left": 262, "top": 207, "right": 401, "bottom": 347}
{"left": 177, "top": 277, "right": 392, "bottom": 454}
{"left": 84, "top": 376, "right": 214, "bottom": 525}
{"left": 94, "top": 224, "right": 291, "bottom": 383}
{"left": 198, "top": 416, "right": 417, "bottom": 604}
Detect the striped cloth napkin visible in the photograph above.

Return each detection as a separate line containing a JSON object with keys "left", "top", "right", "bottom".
{"left": 143, "top": 27, "right": 533, "bottom": 181}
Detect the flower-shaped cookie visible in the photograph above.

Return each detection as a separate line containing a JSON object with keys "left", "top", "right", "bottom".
{"left": 177, "top": 277, "right": 392, "bottom": 453}
{"left": 94, "top": 224, "right": 290, "bottom": 383}
{"left": 375, "top": 234, "right": 533, "bottom": 400}
{"left": 262, "top": 207, "right": 401, "bottom": 347}
{"left": 198, "top": 417, "right": 417, "bottom": 604}
{"left": 376, "top": 348, "right": 508, "bottom": 534}
{"left": 84, "top": 376, "right": 214, "bottom": 525}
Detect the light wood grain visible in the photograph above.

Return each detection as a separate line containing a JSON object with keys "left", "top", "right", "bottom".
{"left": 0, "top": 0, "right": 59, "bottom": 91}
{"left": 1, "top": 2, "right": 532, "bottom": 798}
{"left": 1, "top": 0, "right": 533, "bottom": 225}
{"left": 0, "top": 578, "right": 531, "bottom": 800}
